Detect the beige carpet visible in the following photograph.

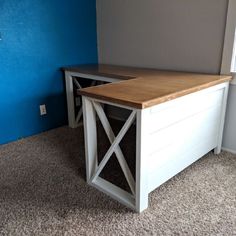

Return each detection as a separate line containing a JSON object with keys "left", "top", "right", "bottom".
{"left": 0, "top": 124, "right": 235, "bottom": 235}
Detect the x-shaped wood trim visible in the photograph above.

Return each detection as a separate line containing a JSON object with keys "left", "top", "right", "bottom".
{"left": 90, "top": 101, "right": 136, "bottom": 195}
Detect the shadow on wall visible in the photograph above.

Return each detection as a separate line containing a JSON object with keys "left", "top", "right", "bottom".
{"left": 0, "top": 91, "right": 68, "bottom": 145}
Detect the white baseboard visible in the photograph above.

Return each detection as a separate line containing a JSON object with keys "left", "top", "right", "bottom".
{"left": 222, "top": 147, "right": 236, "bottom": 154}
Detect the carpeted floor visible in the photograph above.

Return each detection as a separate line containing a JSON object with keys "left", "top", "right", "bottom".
{"left": 0, "top": 124, "right": 235, "bottom": 235}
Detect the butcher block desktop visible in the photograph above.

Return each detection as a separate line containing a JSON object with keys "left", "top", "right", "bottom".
{"left": 65, "top": 64, "right": 232, "bottom": 212}
{"left": 78, "top": 66, "right": 231, "bottom": 108}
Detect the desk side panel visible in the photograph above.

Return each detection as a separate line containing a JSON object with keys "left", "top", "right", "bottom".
{"left": 144, "top": 83, "right": 228, "bottom": 193}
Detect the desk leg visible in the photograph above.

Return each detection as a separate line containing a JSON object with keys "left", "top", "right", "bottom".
{"left": 136, "top": 109, "right": 149, "bottom": 212}
{"left": 82, "top": 97, "right": 139, "bottom": 211}
{"left": 65, "top": 72, "right": 77, "bottom": 128}
{"left": 214, "top": 83, "right": 229, "bottom": 154}
{"left": 82, "top": 97, "right": 98, "bottom": 181}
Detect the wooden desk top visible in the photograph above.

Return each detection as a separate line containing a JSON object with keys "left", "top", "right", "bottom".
{"left": 73, "top": 64, "right": 232, "bottom": 109}
{"left": 63, "top": 64, "right": 136, "bottom": 80}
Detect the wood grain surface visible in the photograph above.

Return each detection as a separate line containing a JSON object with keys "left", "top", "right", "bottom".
{"left": 66, "top": 64, "right": 232, "bottom": 109}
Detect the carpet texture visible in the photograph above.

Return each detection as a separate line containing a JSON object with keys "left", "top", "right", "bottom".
{"left": 0, "top": 125, "right": 235, "bottom": 236}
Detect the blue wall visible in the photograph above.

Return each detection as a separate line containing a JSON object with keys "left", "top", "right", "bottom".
{"left": 0, "top": 0, "right": 98, "bottom": 144}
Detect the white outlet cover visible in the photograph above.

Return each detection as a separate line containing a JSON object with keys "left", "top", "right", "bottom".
{"left": 40, "top": 104, "right": 47, "bottom": 115}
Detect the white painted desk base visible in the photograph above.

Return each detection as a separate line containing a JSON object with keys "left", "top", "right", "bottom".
{"left": 82, "top": 82, "right": 229, "bottom": 212}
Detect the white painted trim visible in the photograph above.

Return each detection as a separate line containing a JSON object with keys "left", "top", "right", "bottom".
{"left": 82, "top": 97, "right": 98, "bottom": 181}
{"left": 91, "top": 177, "right": 136, "bottom": 210}
{"left": 84, "top": 96, "right": 135, "bottom": 110}
{"left": 135, "top": 109, "right": 149, "bottom": 212}
{"left": 221, "top": 0, "right": 236, "bottom": 75}
{"left": 231, "top": 31, "right": 236, "bottom": 72}
{"left": 65, "top": 72, "right": 78, "bottom": 128}
{"left": 222, "top": 147, "right": 236, "bottom": 154}
{"left": 82, "top": 97, "right": 137, "bottom": 210}
{"left": 90, "top": 106, "right": 136, "bottom": 192}
{"left": 214, "top": 83, "right": 229, "bottom": 154}
{"left": 92, "top": 101, "right": 136, "bottom": 195}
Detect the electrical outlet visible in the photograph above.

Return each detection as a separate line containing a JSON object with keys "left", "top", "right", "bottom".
{"left": 39, "top": 104, "right": 47, "bottom": 116}
{"left": 75, "top": 97, "right": 81, "bottom": 107}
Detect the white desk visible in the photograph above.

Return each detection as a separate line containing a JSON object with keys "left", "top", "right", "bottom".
{"left": 72, "top": 65, "right": 231, "bottom": 212}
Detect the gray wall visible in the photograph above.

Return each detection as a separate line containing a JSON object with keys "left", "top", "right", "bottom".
{"left": 96, "top": 0, "right": 236, "bottom": 151}
{"left": 97, "top": 0, "right": 228, "bottom": 74}
{"left": 223, "top": 84, "right": 236, "bottom": 152}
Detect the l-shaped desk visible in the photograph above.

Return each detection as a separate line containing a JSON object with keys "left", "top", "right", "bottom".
{"left": 63, "top": 64, "right": 232, "bottom": 212}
